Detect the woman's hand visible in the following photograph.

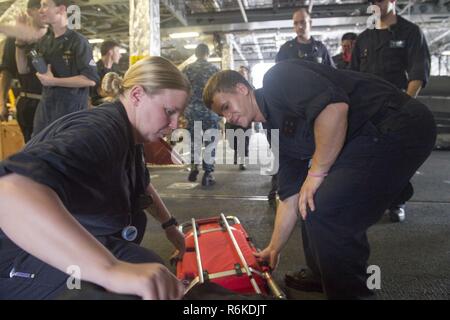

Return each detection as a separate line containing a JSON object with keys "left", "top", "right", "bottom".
{"left": 165, "top": 225, "right": 186, "bottom": 260}
{"left": 253, "top": 246, "right": 280, "bottom": 270}
{"left": 102, "top": 261, "right": 185, "bottom": 300}
{"left": 298, "top": 175, "right": 325, "bottom": 219}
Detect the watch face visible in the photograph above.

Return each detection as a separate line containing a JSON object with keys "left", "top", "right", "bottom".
{"left": 122, "top": 226, "right": 138, "bottom": 241}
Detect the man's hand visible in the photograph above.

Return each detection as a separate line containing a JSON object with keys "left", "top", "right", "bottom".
{"left": 254, "top": 246, "right": 280, "bottom": 270}
{"left": 36, "top": 65, "right": 54, "bottom": 86}
{"left": 298, "top": 175, "right": 325, "bottom": 219}
{"left": 102, "top": 261, "right": 185, "bottom": 300}
{"left": 165, "top": 225, "right": 186, "bottom": 260}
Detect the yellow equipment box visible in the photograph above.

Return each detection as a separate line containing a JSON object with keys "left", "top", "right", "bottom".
{"left": 0, "top": 121, "right": 24, "bottom": 160}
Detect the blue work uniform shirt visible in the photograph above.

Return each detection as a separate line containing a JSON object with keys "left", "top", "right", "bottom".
{"left": 276, "top": 37, "right": 335, "bottom": 67}
{"left": 0, "top": 101, "right": 149, "bottom": 239}
{"left": 351, "top": 15, "right": 430, "bottom": 90}
{"left": 256, "top": 59, "right": 409, "bottom": 200}
{"left": 33, "top": 29, "right": 99, "bottom": 134}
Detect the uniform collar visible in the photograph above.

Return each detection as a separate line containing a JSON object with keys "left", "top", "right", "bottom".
{"left": 292, "top": 36, "right": 318, "bottom": 45}
{"left": 254, "top": 88, "right": 268, "bottom": 121}
{"left": 115, "top": 100, "right": 136, "bottom": 146}
{"left": 50, "top": 27, "right": 73, "bottom": 40}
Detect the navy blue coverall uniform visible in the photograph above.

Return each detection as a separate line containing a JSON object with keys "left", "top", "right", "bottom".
{"left": 276, "top": 37, "right": 335, "bottom": 66}
{"left": 33, "top": 29, "right": 99, "bottom": 135}
{"left": 0, "top": 38, "right": 42, "bottom": 142}
{"left": 351, "top": 15, "right": 430, "bottom": 90}
{"left": 351, "top": 14, "right": 431, "bottom": 211}
{"left": 0, "top": 101, "right": 162, "bottom": 299}
{"left": 257, "top": 59, "right": 436, "bottom": 299}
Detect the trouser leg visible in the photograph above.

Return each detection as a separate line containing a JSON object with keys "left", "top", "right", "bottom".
{"left": 303, "top": 104, "right": 435, "bottom": 299}
{"left": 0, "top": 236, "right": 164, "bottom": 300}
{"left": 202, "top": 120, "right": 218, "bottom": 173}
{"left": 16, "top": 97, "right": 39, "bottom": 143}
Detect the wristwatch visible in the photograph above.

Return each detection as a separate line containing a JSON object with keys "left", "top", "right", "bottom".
{"left": 161, "top": 217, "right": 178, "bottom": 230}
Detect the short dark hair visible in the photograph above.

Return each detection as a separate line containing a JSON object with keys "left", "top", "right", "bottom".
{"left": 52, "top": 0, "right": 73, "bottom": 8}
{"left": 195, "top": 43, "right": 209, "bottom": 59}
{"left": 293, "top": 8, "right": 311, "bottom": 18}
{"left": 203, "top": 70, "right": 252, "bottom": 109}
{"left": 239, "top": 65, "right": 250, "bottom": 73}
{"left": 27, "top": 0, "right": 41, "bottom": 9}
{"left": 100, "top": 40, "right": 120, "bottom": 56}
{"left": 342, "top": 32, "right": 357, "bottom": 41}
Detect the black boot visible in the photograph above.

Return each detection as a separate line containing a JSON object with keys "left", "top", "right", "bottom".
{"left": 202, "top": 171, "right": 216, "bottom": 186}
{"left": 188, "top": 165, "right": 199, "bottom": 182}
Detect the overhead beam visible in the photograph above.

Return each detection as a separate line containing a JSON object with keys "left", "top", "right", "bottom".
{"left": 162, "top": 13, "right": 450, "bottom": 36}
{"left": 236, "top": 0, "right": 249, "bottom": 23}
{"left": 187, "top": 4, "right": 368, "bottom": 25}
{"left": 429, "top": 29, "right": 450, "bottom": 45}
{"left": 398, "top": 0, "right": 416, "bottom": 15}
{"left": 251, "top": 33, "right": 263, "bottom": 62}
{"left": 161, "top": 0, "right": 188, "bottom": 27}
{"left": 308, "top": 0, "right": 314, "bottom": 14}
{"left": 229, "top": 35, "right": 247, "bottom": 66}
{"left": 100, "top": 5, "right": 129, "bottom": 24}
{"left": 162, "top": 16, "right": 368, "bottom": 36}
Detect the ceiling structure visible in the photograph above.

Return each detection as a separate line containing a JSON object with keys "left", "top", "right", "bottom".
{"left": 2, "top": 0, "right": 450, "bottom": 66}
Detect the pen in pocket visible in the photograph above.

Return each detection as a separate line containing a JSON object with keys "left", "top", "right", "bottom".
{"left": 9, "top": 268, "right": 35, "bottom": 279}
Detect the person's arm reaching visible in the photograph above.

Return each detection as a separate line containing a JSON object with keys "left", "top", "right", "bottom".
{"left": 298, "top": 102, "right": 348, "bottom": 219}
{"left": 254, "top": 194, "right": 299, "bottom": 269}
{"left": 146, "top": 183, "right": 186, "bottom": 258}
{"left": 0, "top": 174, "right": 184, "bottom": 299}
{"left": 0, "top": 23, "right": 42, "bottom": 43}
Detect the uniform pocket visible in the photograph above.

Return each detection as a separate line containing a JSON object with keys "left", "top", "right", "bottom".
{"left": 382, "top": 47, "right": 406, "bottom": 73}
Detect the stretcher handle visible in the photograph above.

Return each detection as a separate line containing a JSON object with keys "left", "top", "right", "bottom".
{"left": 191, "top": 217, "right": 204, "bottom": 284}
{"left": 262, "top": 271, "right": 286, "bottom": 299}
{"left": 220, "top": 213, "right": 262, "bottom": 295}
{"left": 259, "top": 257, "right": 287, "bottom": 299}
{"left": 178, "top": 216, "right": 240, "bottom": 235}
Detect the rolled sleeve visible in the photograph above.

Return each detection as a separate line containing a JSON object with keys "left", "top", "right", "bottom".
{"left": 0, "top": 38, "right": 17, "bottom": 75}
{"left": 74, "top": 37, "right": 99, "bottom": 84}
{"left": 264, "top": 62, "right": 350, "bottom": 127}
{"left": 406, "top": 27, "right": 430, "bottom": 87}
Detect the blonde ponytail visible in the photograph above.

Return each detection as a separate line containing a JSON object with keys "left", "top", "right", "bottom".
{"left": 101, "top": 72, "right": 123, "bottom": 100}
